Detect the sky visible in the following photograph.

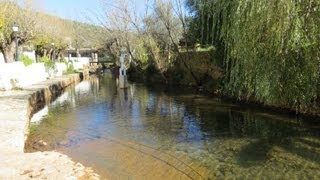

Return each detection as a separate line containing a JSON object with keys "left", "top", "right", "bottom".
{"left": 18, "top": 0, "right": 187, "bottom": 25}
{"left": 27, "top": 0, "right": 149, "bottom": 25}
{"left": 35, "top": 0, "right": 104, "bottom": 24}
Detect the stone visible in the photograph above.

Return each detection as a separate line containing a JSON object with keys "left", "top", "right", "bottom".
{"left": 0, "top": 73, "right": 99, "bottom": 179}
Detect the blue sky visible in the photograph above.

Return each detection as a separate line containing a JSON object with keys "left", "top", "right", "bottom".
{"left": 38, "top": 0, "right": 103, "bottom": 24}
{"left": 29, "top": 0, "right": 148, "bottom": 25}
{"left": 21, "top": 0, "right": 187, "bottom": 25}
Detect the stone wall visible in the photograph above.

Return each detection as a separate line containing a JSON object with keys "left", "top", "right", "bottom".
{"left": 0, "top": 73, "right": 100, "bottom": 179}
{"left": 0, "top": 53, "right": 4, "bottom": 64}
{"left": 0, "top": 62, "right": 69, "bottom": 90}
{"left": 0, "top": 51, "right": 36, "bottom": 64}
{"left": 0, "top": 62, "right": 46, "bottom": 90}
{"left": 0, "top": 73, "right": 81, "bottom": 153}
{"left": 26, "top": 74, "right": 82, "bottom": 126}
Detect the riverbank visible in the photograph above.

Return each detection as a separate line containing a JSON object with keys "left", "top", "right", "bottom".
{"left": 129, "top": 74, "right": 320, "bottom": 120}
{"left": 0, "top": 73, "right": 99, "bottom": 179}
{"left": 23, "top": 75, "right": 320, "bottom": 179}
{"left": 127, "top": 48, "right": 320, "bottom": 118}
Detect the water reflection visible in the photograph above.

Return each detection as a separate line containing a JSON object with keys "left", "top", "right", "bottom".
{"left": 26, "top": 75, "right": 320, "bottom": 179}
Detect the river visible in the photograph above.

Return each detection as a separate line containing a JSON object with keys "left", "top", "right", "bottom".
{"left": 26, "top": 75, "right": 320, "bottom": 179}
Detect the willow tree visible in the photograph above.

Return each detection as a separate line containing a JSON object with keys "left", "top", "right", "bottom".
{"left": 186, "top": 0, "right": 216, "bottom": 45}
{"left": 188, "top": 0, "right": 320, "bottom": 113}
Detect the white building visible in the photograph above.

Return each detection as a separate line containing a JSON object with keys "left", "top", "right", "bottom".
{"left": 65, "top": 48, "right": 98, "bottom": 69}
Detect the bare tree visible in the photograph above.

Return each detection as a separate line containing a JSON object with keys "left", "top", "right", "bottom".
{"left": 99, "top": 0, "right": 186, "bottom": 83}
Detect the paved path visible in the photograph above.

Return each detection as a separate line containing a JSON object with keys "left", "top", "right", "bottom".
{"left": 0, "top": 74, "right": 99, "bottom": 179}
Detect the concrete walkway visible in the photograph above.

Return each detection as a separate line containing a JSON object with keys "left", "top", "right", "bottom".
{"left": 0, "top": 74, "right": 99, "bottom": 179}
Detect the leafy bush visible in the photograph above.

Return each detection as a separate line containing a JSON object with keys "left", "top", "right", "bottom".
{"left": 65, "top": 62, "right": 76, "bottom": 74}
{"left": 62, "top": 59, "right": 76, "bottom": 74}
{"left": 38, "top": 56, "right": 55, "bottom": 70}
{"left": 20, "top": 55, "right": 33, "bottom": 66}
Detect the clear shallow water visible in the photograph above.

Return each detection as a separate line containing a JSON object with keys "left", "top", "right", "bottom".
{"left": 26, "top": 75, "right": 320, "bottom": 179}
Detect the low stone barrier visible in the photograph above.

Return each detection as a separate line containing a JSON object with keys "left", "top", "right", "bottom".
{"left": 0, "top": 62, "right": 69, "bottom": 90}
{"left": 0, "top": 73, "right": 99, "bottom": 178}
{"left": 25, "top": 74, "right": 81, "bottom": 123}
{"left": 0, "top": 73, "right": 81, "bottom": 152}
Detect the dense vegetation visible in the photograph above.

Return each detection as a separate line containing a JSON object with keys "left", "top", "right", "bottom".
{"left": 186, "top": 0, "right": 320, "bottom": 114}
{"left": 99, "top": 0, "right": 223, "bottom": 87}
{"left": 117, "top": 0, "right": 320, "bottom": 114}
{"left": 2, "top": 0, "right": 320, "bottom": 114}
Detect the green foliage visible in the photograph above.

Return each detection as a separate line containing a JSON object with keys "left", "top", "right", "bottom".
{"left": 65, "top": 63, "right": 76, "bottom": 74}
{"left": 20, "top": 55, "right": 33, "bottom": 66}
{"left": 144, "top": 65, "right": 165, "bottom": 84}
{"left": 175, "top": 50, "right": 223, "bottom": 86}
{"left": 38, "top": 56, "right": 55, "bottom": 70}
{"left": 61, "top": 59, "right": 76, "bottom": 74}
{"left": 71, "top": 21, "right": 105, "bottom": 49}
{"left": 12, "top": 86, "right": 24, "bottom": 91}
{"left": 33, "top": 34, "right": 53, "bottom": 57}
{"left": 33, "top": 34, "right": 69, "bottom": 60}
{"left": 127, "top": 63, "right": 144, "bottom": 82}
{"left": 129, "top": 50, "right": 224, "bottom": 89}
{"left": 135, "top": 39, "right": 149, "bottom": 64}
{"left": 0, "top": 1, "right": 38, "bottom": 63}
{"left": 0, "top": 2, "right": 19, "bottom": 42}
{"left": 188, "top": 0, "right": 320, "bottom": 113}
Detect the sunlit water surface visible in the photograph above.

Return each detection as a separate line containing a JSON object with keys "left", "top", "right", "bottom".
{"left": 26, "top": 75, "right": 320, "bottom": 179}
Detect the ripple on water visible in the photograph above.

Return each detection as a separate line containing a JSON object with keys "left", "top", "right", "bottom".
{"left": 26, "top": 75, "right": 320, "bottom": 179}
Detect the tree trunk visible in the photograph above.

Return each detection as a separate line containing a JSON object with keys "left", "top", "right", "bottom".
{"left": 206, "top": 13, "right": 210, "bottom": 44}
{"left": 1, "top": 42, "right": 16, "bottom": 63}
{"left": 200, "top": 4, "right": 205, "bottom": 45}
{"left": 48, "top": 48, "right": 53, "bottom": 59}
{"left": 168, "top": 45, "right": 171, "bottom": 62}
{"left": 43, "top": 49, "right": 48, "bottom": 57}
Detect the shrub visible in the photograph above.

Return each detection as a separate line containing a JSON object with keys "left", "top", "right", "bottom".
{"left": 65, "top": 62, "right": 75, "bottom": 74}
{"left": 38, "top": 56, "right": 55, "bottom": 70}
{"left": 20, "top": 55, "right": 33, "bottom": 66}
{"left": 62, "top": 59, "right": 76, "bottom": 74}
